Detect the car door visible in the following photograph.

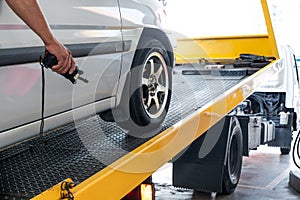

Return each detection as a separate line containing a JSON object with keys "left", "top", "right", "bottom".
{"left": 39, "top": 1, "right": 123, "bottom": 128}
{"left": 0, "top": 1, "right": 43, "bottom": 146}
{"left": 0, "top": 0, "right": 123, "bottom": 148}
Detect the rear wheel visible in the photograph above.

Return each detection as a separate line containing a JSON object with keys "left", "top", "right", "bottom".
{"left": 103, "top": 37, "right": 172, "bottom": 136}
{"left": 222, "top": 117, "right": 243, "bottom": 194}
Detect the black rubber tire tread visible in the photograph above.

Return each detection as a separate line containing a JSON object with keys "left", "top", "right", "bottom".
{"left": 221, "top": 117, "right": 243, "bottom": 195}
{"left": 280, "top": 147, "right": 291, "bottom": 155}
{"left": 115, "top": 37, "right": 172, "bottom": 136}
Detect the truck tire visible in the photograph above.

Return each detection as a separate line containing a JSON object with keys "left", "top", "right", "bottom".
{"left": 280, "top": 147, "right": 290, "bottom": 155}
{"left": 105, "top": 37, "right": 172, "bottom": 136}
{"left": 222, "top": 117, "right": 243, "bottom": 194}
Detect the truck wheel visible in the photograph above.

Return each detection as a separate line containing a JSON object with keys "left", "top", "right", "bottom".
{"left": 113, "top": 37, "right": 172, "bottom": 136}
{"left": 222, "top": 117, "right": 243, "bottom": 194}
{"left": 280, "top": 147, "right": 290, "bottom": 155}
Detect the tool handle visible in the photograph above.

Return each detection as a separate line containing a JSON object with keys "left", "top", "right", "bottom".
{"left": 40, "top": 51, "right": 78, "bottom": 84}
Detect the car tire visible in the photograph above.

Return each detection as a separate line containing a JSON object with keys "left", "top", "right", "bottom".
{"left": 111, "top": 37, "right": 172, "bottom": 136}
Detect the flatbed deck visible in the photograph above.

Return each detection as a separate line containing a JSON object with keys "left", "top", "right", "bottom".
{"left": 0, "top": 63, "right": 276, "bottom": 199}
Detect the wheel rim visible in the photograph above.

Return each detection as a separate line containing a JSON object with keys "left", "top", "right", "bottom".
{"left": 141, "top": 51, "right": 169, "bottom": 119}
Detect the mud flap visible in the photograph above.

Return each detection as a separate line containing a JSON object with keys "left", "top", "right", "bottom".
{"left": 268, "top": 127, "right": 293, "bottom": 149}
{"left": 268, "top": 111, "right": 294, "bottom": 149}
{"left": 172, "top": 117, "right": 230, "bottom": 193}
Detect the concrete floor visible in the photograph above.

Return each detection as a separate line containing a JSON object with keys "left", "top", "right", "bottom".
{"left": 153, "top": 144, "right": 300, "bottom": 200}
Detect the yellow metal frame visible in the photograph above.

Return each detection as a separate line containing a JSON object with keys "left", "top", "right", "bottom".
{"left": 31, "top": 178, "right": 74, "bottom": 200}
{"left": 70, "top": 62, "right": 281, "bottom": 200}
{"left": 33, "top": 60, "right": 281, "bottom": 200}
{"left": 176, "top": 0, "right": 279, "bottom": 64}
{"left": 32, "top": 0, "right": 282, "bottom": 199}
{"left": 260, "top": 0, "right": 279, "bottom": 59}
{"left": 176, "top": 34, "right": 275, "bottom": 64}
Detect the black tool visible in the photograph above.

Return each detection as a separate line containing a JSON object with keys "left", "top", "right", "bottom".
{"left": 233, "top": 53, "right": 276, "bottom": 68}
{"left": 40, "top": 51, "right": 88, "bottom": 84}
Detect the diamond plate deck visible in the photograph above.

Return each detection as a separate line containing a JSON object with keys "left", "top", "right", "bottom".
{"left": 0, "top": 66, "right": 252, "bottom": 199}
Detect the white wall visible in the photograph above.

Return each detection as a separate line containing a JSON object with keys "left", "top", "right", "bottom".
{"left": 165, "top": 0, "right": 300, "bottom": 55}
{"left": 165, "top": 0, "right": 265, "bottom": 37}
{"left": 268, "top": 0, "right": 300, "bottom": 55}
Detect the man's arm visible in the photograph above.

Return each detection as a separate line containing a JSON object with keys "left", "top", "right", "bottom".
{"left": 5, "top": 0, "right": 76, "bottom": 74}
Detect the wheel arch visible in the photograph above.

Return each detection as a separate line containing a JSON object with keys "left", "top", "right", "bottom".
{"left": 100, "top": 27, "right": 174, "bottom": 133}
{"left": 135, "top": 28, "right": 175, "bottom": 68}
{"left": 114, "top": 27, "right": 174, "bottom": 107}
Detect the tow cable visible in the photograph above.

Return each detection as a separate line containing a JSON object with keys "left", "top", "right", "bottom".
{"left": 38, "top": 51, "right": 88, "bottom": 163}
{"left": 38, "top": 51, "right": 87, "bottom": 198}
{"left": 38, "top": 54, "right": 46, "bottom": 167}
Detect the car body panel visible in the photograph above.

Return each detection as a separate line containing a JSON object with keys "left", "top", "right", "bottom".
{"left": 0, "top": 0, "right": 122, "bottom": 130}
{"left": 116, "top": 0, "right": 175, "bottom": 104}
{"left": 0, "top": 0, "right": 174, "bottom": 149}
{"left": 40, "top": 0, "right": 123, "bottom": 118}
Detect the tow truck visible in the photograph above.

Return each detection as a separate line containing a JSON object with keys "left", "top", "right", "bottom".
{"left": 0, "top": 0, "right": 298, "bottom": 199}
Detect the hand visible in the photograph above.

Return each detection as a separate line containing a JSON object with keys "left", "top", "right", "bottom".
{"left": 45, "top": 39, "right": 76, "bottom": 75}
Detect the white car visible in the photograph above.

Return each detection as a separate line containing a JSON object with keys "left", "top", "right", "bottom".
{"left": 0, "top": 0, "right": 175, "bottom": 149}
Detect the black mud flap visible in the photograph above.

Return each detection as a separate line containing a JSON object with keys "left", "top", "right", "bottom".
{"left": 268, "top": 127, "right": 293, "bottom": 149}
{"left": 172, "top": 117, "right": 230, "bottom": 193}
{"left": 268, "top": 111, "right": 295, "bottom": 149}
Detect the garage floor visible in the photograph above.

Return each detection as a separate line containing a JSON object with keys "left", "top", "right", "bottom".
{"left": 153, "top": 139, "right": 300, "bottom": 200}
